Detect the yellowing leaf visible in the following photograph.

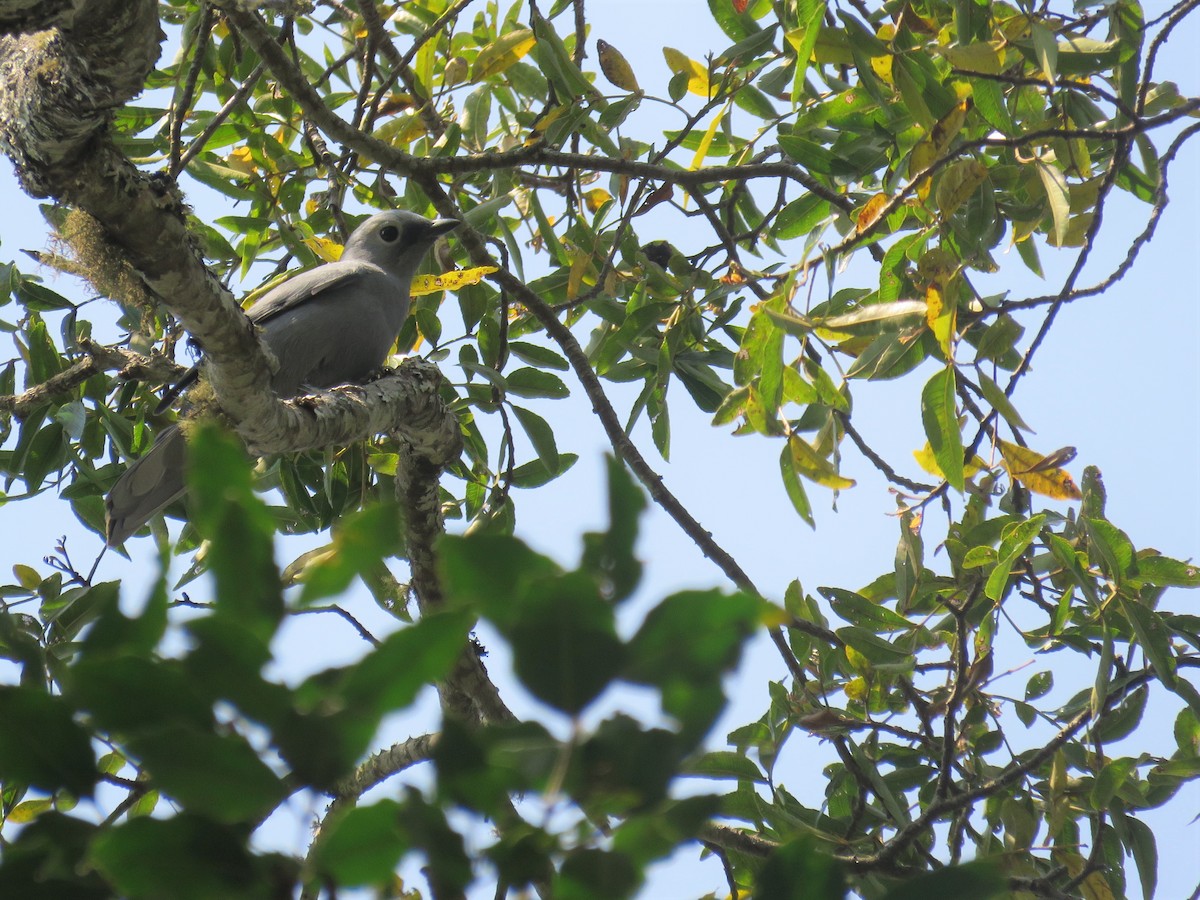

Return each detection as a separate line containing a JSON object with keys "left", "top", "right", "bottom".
{"left": 281, "top": 545, "right": 337, "bottom": 587}
{"left": 856, "top": 192, "right": 891, "bottom": 233}
{"left": 913, "top": 443, "right": 985, "bottom": 479}
{"left": 941, "top": 41, "right": 1007, "bottom": 74}
{"left": 931, "top": 99, "right": 971, "bottom": 154}
{"left": 373, "top": 112, "right": 427, "bottom": 151}
{"left": 998, "top": 440, "right": 1082, "bottom": 501}
{"left": 376, "top": 93, "right": 415, "bottom": 116}
{"left": 936, "top": 159, "right": 989, "bottom": 221}
{"left": 472, "top": 28, "right": 536, "bottom": 82}
{"left": 597, "top": 39, "right": 640, "bottom": 92}
{"left": 13, "top": 563, "right": 40, "bottom": 589}
{"left": 583, "top": 188, "right": 612, "bottom": 213}
{"left": 410, "top": 266, "right": 499, "bottom": 297}
{"left": 7, "top": 798, "right": 54, "bottom": 823}
{"left": 788, "top": 433, "right": 856, "bottom": 491}
{"left": 663, "top": 47, "right": 710, "bottom": 96}
{"left": 302, "top": 236, "right": 343, "bottom": 263}
{"left": 908, "top": 139, "right": 937, "bottom": 201}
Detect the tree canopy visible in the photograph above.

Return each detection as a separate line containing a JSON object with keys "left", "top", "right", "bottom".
{"left": 0, "top": 1, "right": 1198, "bottom": 898}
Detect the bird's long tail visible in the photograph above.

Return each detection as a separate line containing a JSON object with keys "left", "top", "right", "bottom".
{"left": 105, "top": 424, "right": 188, "bottom": 546}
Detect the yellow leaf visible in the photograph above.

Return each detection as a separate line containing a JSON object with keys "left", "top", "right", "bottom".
{"left": 472, "top": 28, "right": 536, "bottom": 82}
{"left": 913, "top": 443, "right": 985, "bottom": 479}
{"left": 410, "top": 266, "right": 499, "bottom": 297}
{"left": 844, "top": 676, "right": 869, "bottom": 700}
{"left": 998, "top": 440, "right": 1082, "bottom": 501}
{"left": 305, "top": 198, "right": 321, "bottom": 216}
{"left": 226, "top": 146, "right": 257, "bottom": 176}
{"left": 691, "top": 104, "right": 727, "bottom": 170}
{"left": 925, "top": 282, "right": 955, "bottom": 358}
{"left": 597, "top": 39, "right": 640, "bottom": 92}
{"left": 302, "top": 236, "right": 343, "bottom": 263}
{"left": 663, "top": 47, "right": 710, "bottom": 96}
{"left": 583, "top": 188, "right": 612, "bottom": 213}
{"left": 871, "top": 51, "right": 893, "bottom": 83}
{"left": 856, "top": 192, "right": 891, "bottom": 233}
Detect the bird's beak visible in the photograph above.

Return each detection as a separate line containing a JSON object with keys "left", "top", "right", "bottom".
{"left": 428, "top": 218, "right": 460, "bottom": 237}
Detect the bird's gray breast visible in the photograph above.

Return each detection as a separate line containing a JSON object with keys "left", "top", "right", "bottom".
{"left": 257, "top": 270, "right": 411, "bottom": 397}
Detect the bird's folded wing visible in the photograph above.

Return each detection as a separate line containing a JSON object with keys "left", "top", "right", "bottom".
{"left": 246, "top": 260, "right": 383, "bottom": 324}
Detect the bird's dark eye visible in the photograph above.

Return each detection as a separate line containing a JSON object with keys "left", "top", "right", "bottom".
{"left": 379, "top": 224, "right": 400, "bottom": 242}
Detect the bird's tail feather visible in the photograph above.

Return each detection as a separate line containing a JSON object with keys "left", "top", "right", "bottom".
{"left": 105, "top": 424, "right": 188, "bottom": 546}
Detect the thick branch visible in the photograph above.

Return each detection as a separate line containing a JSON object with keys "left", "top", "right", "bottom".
{"left": 0, "top": 339, "right": 184, "bottom": 418}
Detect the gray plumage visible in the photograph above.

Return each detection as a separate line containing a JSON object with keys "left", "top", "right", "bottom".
{"left": 105, "top": 210, "right": 458, "bottom": 546}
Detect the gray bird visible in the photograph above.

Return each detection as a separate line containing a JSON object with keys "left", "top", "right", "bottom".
{"left": 104, "top": 209, "right": 459, "bottom": 546}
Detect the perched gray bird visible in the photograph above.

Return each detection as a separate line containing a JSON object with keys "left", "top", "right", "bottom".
{"left": 105, "top": 209, "right": 459, "bottom": 546}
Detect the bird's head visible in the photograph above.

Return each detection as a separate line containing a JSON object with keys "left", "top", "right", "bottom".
{"left": 342, "top": 209, "right": 460, "bottom": 271}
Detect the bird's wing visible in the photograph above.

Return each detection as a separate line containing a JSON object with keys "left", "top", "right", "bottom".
{"left": 245, "top": 260, "right": 387, "bottom": 324}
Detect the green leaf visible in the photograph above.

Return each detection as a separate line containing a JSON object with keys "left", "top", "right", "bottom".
{"left": 1135, "top": 554, "right": 1200, "bottom": 587}
{"left": 1030, "top": 21, "right": 1058, "bottom": 84}
{"left": 1120, "top": 596, "right": 1176, "bottom": 690}
{"left": 1035, "top": 160, "right": 1070, "bottom": 246}
{"left": 821, "top": 587, "right": 912, "bottom": 632}
{"left": 837, "top": 626, "right": 914, "bottom": 671}
{"left": 977, "top": 371, "right": 1032, "bottom": 434}
{"left": 682, "top": 750, "right": 767, "bottom": 783}
{"left": 187, "top": 424, "right": 281, "bottom": 638}
{"left": 1123, "top": 814, "right": 1158, "bottom": 900}
{"left": 920, "top": 366, "right": 963, "bottom": 491}
{"left": 508, "top": 340, "right": 570, "bottom": 370}
{"left": 625, "top": 589, "right": 760, "bottom": 742}
{"left": 787, "top": 433, "right": 855, "bottom": 490}
{"left": 1091, "top": 757, "right": 1137, "bottom": 809}
{"left": 773, "top": 194, "right": 831, "bottom": 240}
{"left": 310, "top": 800, "right": 406, "bottom": 887}
{"left": 1086, "top": 517, "right": 1137, "bottom": 583}
{"left": 90, "top": 814, "right": 273, "bottom": 900}
{"left": 985, "top": 515, "right": 1046, "bottom": 601}
{"left": 0, "top": 687, "right": 95, "bottom": 797}
{"left": 581, "top": 456, "right": 646, "bottom": 602}
{"left": 512, "top": 405, "right": 559, "bottom": 475}
{"left": 298, "top": 501, "right": 402, "bottom": 605}
{"left": 879, "top": 860, "right": 1006, "bottom": 900}
{"left": 511, "top": 452, "right": 579, "bottom": 488}
{"left": 754, "top": 835, "right": 843, "bottom": 900}
{"left": 506, "top": 367, "right": 571, "bottom": 399}
{"left": 779, "top": 440, "right": 815, "bottom": 527}
{"left": 501, "top": 571, "right": 624, "bottom": 715}
{"left": 127, "top": 725, "right": 287, "bottom": 823}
